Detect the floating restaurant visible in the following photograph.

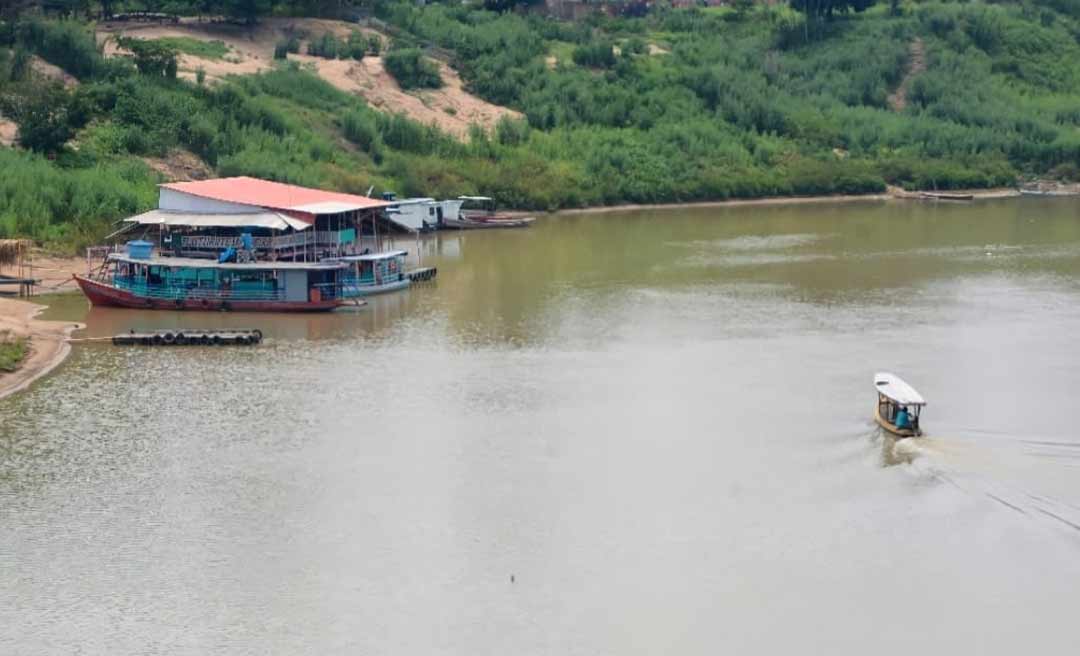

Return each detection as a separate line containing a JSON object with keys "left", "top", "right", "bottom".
{"left": 75, "top": 177, "right": 434, "bottom": 312}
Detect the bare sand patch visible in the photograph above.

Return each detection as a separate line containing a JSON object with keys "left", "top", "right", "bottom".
{"left": 141, "top": 148, "right": 214, "bottom": 182}
{"left": 0, "top": 116, "right": 16, "bottom": 147}
{"left": 0, "top": 297, "right": 83, "bottom": 401}
{"left": 30, "top": 55, "right": 79, "bottom": 87}
{"left": 96, "top": 18, "right": 520, "bottom": 138}
{"left": 305, "top": 53, "right": 522, "bottom": 139}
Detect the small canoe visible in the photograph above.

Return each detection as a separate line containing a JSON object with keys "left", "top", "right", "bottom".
{"left": 442, "top": 216, "right": 535, "bottom": 230}
{"left": 920, "top": 192, "right": 974, "bottom": 201}
{"left": 1019, "top": 188, "right": 1076, "bottom": 197}
{"left": 874, "top": 372, "right": 926, "bottom": 437}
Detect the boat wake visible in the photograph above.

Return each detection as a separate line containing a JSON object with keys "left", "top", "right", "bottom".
{"left": 885, "top": 430, "right": 1080, "bottom": 537}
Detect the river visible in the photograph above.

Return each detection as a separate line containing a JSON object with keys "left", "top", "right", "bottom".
{"left": 3, "top": 197, "right": 1080, "bottom": 654}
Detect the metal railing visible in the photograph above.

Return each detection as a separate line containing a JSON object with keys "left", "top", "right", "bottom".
{"left": 113, "top": 277, "right": 286, "bottom": 302}
{"left": 179, "top": 230, "right": 356, "bottom": 252}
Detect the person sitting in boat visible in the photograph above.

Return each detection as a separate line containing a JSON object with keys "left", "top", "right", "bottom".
{"left": 894, "top": 405, "right": 911, "bottom": 430}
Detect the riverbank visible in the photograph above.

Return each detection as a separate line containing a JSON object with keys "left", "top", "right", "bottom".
{"left": 550, "top": 186, "right": 1028, "bottom": 216}
{"left": 0, "top": 297, "right": 83, "bottom": 401}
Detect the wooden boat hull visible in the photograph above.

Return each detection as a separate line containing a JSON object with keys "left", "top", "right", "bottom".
{"left": 919, "top": 192, "right": 974, "bottom": 201}
{"left": 343, "top": 278, "right": 411, "bottom": 297}
{"left": 74, "top": 275, "right": 341, "bottom": 312}
{"left": 442, "top": 216, "right": 534, "bottom": 230}
{"left": 875, "top": 404, "right": 919, "bottom": 437}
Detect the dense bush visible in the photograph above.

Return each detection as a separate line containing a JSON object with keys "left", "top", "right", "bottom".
{"left": 16, "top": 19, "right": 106, "bottom": 80}
{"left": 384, "top": 48, "right": 443, "bottom": 89}
{"left": 307, "top": 32, "right": 341, "bottom": 59}
{"left": 274, "top": 37, "right": 300, "bottom": 60}
{"left": 0, "top": 148, "right": 157, "bottom": 246}
{"left": 342, "top": 107, "right": 383, "bottom": 161}
{"left": 572, "top": 41, "right": 617, "bottom": 68}
{"left": 0, "top": 82, "right": 91, "bottom": 154}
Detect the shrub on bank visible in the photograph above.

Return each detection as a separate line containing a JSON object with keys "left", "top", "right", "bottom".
{"left": 0, "top": 331, "right": 28, "bottom": 373}
{"left": 384, "top": 48, "right": 443, "bottom": 89}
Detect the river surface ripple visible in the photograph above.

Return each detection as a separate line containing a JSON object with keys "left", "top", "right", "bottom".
{"left": 3, "top": 197, "right": 1080, "bottom": 654}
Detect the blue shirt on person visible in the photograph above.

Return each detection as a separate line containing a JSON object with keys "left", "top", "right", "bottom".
{"left": 895, "top": 408, "right": 911, "bottom": 429}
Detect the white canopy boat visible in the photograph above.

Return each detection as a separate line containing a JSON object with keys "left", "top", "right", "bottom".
{"left": 874, "top": 372, "right": 926, "bottom": 437}
{"left": 326, "top": 250, "right": 438, "bottom": 297}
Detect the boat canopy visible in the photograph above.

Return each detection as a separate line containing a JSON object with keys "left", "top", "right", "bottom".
{"left": 386, "top": 198, "right": 435, "bottom": 209}
{"left": 107, "top": 253, "right": 345, "bottom": 270}
{"left": 124, "top": 210, "right": 311, "bottom": 231}
{"left": 327, "top": 250, "right": 408, "bottom": 262}
{"left": 459, "top": 195, "right": 493, "bottom": 201}
{"left": 874, "top": 372, "right": 926, "bottom": 405}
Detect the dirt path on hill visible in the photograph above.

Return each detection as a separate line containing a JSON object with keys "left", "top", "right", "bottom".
{"left": 888, "top": 37, "right": 926, "bottom": 112}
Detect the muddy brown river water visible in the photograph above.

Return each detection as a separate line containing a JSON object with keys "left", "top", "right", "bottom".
{"left": 3, "top": 197, "right": 1080, "bottom": 654}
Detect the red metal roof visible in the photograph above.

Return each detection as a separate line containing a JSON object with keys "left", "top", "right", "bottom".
{"left": 159, "top": 177, "right": 392, "bottom": 215}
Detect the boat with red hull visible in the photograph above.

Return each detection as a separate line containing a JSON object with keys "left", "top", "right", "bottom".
{"left": 76, "top": 251, "right": 350, "bottom": 313}
{"left": 74, "top": 274, "right": 342, "bottom": 312}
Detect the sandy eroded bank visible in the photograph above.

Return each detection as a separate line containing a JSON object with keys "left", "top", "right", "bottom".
{"left": 0, "top": 298, "right": 83, "bottom": 401}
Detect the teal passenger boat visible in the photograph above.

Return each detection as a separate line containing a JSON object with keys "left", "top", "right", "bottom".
{"left": 331, "top": 250, "right": 414, "bottom": 297}
{"left": 75, "top": 250, "right": 349, "bottom": 312}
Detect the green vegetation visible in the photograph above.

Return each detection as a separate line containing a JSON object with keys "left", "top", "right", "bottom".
{"left": 274, "top": 36, "right": 301, "bottom": 60}
{"left": 1, "top": 2, "right": 1080, "bottom": 252}
{"left": 0, "top": 331, "right": 28, "bottom": 373}
{"left": 150, "top": 37, "right": 229, "bottom": 61}
{"left": 384, "top": 48, "right": 443, "bottom": 89}
{"left": 306, "top": 31, "right": 381, "bottom": 60}
{"left": 116, "top": 37, "right": 179, "bottom": 78}
{"left": 572, "top": 40, "right": 617, "bottom": 68}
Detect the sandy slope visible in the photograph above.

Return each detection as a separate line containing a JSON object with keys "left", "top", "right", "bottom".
{"left": 300, "top": 53, "right": 522, "bottom": 138}
{"left": 0, "top": 116, "right": 16, "bottom": 147}
{"left": 95, "top": 18, "right": 520, "bottom": 137}
{"left": 0, "top": 297, "right": 83, "bottom": 401}
{"left": 29, "top": 55, "right": 80, "bottom": 87}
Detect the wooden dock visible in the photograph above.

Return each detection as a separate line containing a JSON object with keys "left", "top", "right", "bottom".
{"left": 0, "top": 275, "right": 39, "bottom": 297}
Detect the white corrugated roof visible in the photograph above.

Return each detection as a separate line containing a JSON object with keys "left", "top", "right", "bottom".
{"left": 327, "top": 250, "right": 408, "bottom": 262}
{"left": 874, "top": 373, "right": 926, "bottom": 405}
{"left": 289, "top": 201, "right": 372, "bottom": 214}
{"left": 125, "top": 210, "right": 311, "bottom": 231}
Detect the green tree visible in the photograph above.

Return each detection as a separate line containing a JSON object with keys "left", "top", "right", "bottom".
{"left": 0, "top": 83, "right": 85, "bottom": 154}
{"left": 790, "top": 0, "right": 877, "bottom": 22}
{"left": 9, "top": 47, "right": 30, "bottom": 82}
{"left": 225, "top": 0, "right": 272, "bottom": 23}
{"left": 116, "top": 36, "right": 178, "bottom": 78}
{"left": 384, "top": 48, "right": 443, "bottom": 89}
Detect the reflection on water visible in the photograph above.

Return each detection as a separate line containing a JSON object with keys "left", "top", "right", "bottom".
{"left": 3, "top": 197, "right": 1080, "bottom": 654}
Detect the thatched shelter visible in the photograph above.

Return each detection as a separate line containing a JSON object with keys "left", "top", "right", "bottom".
{"left": 0, "top": 239, "right": 34, "bottom": 296}
{"left": 0, "top": 239, "right": 30, "bottom": 268}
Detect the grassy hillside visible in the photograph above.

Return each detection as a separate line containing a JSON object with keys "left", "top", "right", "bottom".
{"left": 2, "top": 2, "right": 1080, "bottom": 250}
